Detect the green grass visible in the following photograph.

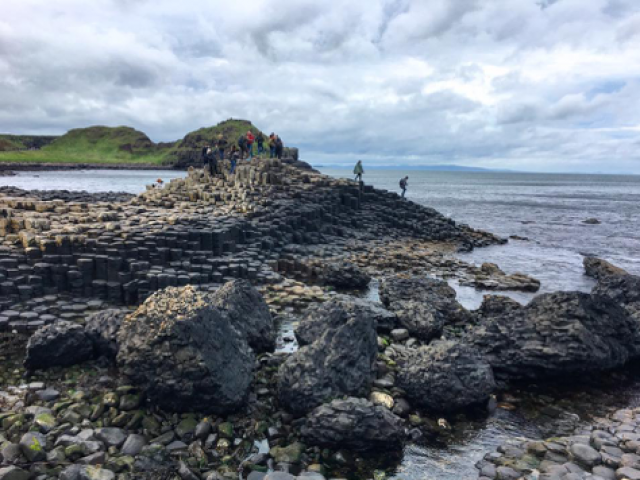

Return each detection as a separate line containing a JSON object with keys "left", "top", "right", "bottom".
{"left": 0, "top": 119, "right": 267, "bottom": 166}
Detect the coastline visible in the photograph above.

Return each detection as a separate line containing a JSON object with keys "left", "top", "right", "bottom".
{"left": 0, "top": 161, "right": 178, "bottom": 172}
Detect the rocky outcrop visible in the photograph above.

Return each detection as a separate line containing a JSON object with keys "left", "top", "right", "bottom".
{"left": 584, "top": 256, "right": 628, "bottom": 280}
{"left": 592, "top": 272, "right": 640, "bottom": 323}
{"left": 301, "top": 398, "right": 405, "bottom": 451}
{"left": 117, "top": 285, "right": 255, "bottom": 413}
{"left": 320, "top": 262, "right": 371, "bottom": 289}
{"left": 208, "top": 279, "right": 275, "bottom": 353}
{"left": 468, "top": 291, "right": 640, "bottom": 381}
{"left": 278, "top": 307, "right": 377, "bottom": 414}
{"left": 379, "top": 276, "right": 470, "bottom": 340}
{"left": 295, "top": 297, "right": 396, "bottom": 346}
{"left": 24, "top": 321, "right": 94, "bottom": 370}
{"left": 396, "top": 341, "right": 496, "bottom": 412}
{"left": 85, "top": 309, "right": 127, "bottom": 359}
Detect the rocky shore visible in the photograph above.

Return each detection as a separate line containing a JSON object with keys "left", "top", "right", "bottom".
{"left": 0, "top": 158, "right": 638, "bottom": 480}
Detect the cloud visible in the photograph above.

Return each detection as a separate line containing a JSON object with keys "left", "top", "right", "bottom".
{"left": 0, "top": 0, "right": 639, "bottom": 172}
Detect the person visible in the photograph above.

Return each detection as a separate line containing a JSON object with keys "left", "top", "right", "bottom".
{"left": 201, "top": 144, "right": 210, "bottom": 163}
{"left": 353, "top": 160, "right": 364, "bottom": 182}
{"left": 238, "top": 134, "right": 248, "bottom": 159}
{"left": 156, "top": 178, "right": 164, "bottom": 188}
{"left": 229, "top": 145, "right": 240, "bottom": 174}
{"left": 269, "top": 133, "right": 277, "bottom": 158}
{"left": 256, "top": 132, "right": 265, "bottom": 156}
{"left": 216, "top": 134, "right": 227, "bottom": 161}
{"left": 205, "top": 147, "right": 218, "bottom": 176}
{"left": 399, "top": 176, "right": 408, "bottom": 198}
{"left": 275, "top": 135, "right": 284, "bottom": 159}
{"left": 246, "top": 130, "right": 255, "bottom": 159}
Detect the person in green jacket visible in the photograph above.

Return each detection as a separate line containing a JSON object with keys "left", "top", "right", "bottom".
{"left": 353, "top": 160, "right": 364, "bottom": 182}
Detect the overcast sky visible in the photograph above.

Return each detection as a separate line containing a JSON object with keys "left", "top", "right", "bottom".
{"left": 2, "top": 0, "right": 640, "bottom": 172}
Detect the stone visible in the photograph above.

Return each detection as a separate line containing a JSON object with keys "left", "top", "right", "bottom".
{"left": 85, "top": 309, "right": 126, "bottom": 359}
{"left": 120, "top": 434, "right": 147, "bottom": 456}
{"left": 396, "top": 340, "right": 496, "bottom": 412}
{"left": 301, "top": 397, "right": 404, "bottom": 451}
{"left": 321, "top": 262, "right": 371, "bottom": 289}
{"left": 570, "top": 442, "right": 601, "bottom": 468}
{"left": 269, "top": 442, "right": 305, "bottom": 463}
{"left": 95, "top": 427, "right": 128, "bottom": 448}
{"left": 0, "top": 467, "right": 29, "bottom": 480}
{"left": 117, "top": 285, "right": 255, "bottom": 413}
{"left": 59, "top": 465, "right": 116, "bottom": 480}
{"left": 24, "top": 320, "right": 94, "bottom": 370}
{"left": 19, "top": 431, "right": 47, "bottom": 462}
{"left": 278, "top": 304, "right": 377, "bottom": 414}
{"left": 208, "top": 279, "right": 276, "bottom": 353}
{"left": 584, "top": 256, "right": 628, "bottom": 280}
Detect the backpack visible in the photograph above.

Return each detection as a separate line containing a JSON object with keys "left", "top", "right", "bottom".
{"left": 399, "top": 179, "right": 406, "bottom": 188}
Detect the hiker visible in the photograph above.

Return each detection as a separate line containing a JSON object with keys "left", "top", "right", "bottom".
{"left": 256, "top": 132, "right": 265, "bottom": 156}
{"left": 229, "top": 145, "right": 240, "bottom": 174}
{"left": 216, "top": 134, "right": 227, "bottom": 161}
{"left": 201, "top": 144, "right": 210, "bottom": 163}
{"left": 399, "top": 176, "right": 408, "bottom": 198}
{"left": 246, "top": 130, "right": 255, "bottom": 159}
{"left": 204, "top": 147, "right": 218, "bottom": 176}
{"left": 269, "top": 133, "right": 277, "bottom": 158}
{"left": 353, "top": 161, "right": 364, "bottom": 182}
{"left": 275, "top": 135, "right": 284, "bottom": 159}
{"left": 238, "top": 134, "right": 248, "bottom": 159}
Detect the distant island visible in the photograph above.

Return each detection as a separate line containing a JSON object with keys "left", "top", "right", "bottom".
{"left": 0, "top": 119, "right": 274, "bottom": 169}
{"left": 319, "top": 164, "right": 513, "bottom": 173}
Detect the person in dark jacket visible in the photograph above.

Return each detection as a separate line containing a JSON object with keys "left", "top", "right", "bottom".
{"left": 238, "top": 135, "right": 248, "bottom": 159}
{"left": 216, "top": 134, "right": 227, "bottom": 161}
{"left": 275, "top": 135, "right": 284, "bottom": 159}
{"left": 229, "top": 145, "right": 240, "bottom": 174}
{"left": 399, "top": 176, "right": 408, "bottom": 198}
{"left": 269, "top": 133, "right": 277, "bottom": 158}
{"left": 256, "top": 132, "right": 265, "bottom": 156}
{"left": 204, "top": 147, "right": 218, "bottom": 175}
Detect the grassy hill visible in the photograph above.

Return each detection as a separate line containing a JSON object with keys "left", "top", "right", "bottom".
{"left": 0, "top": 134, "right": 58, "bottom": 151}
{"left": 0, "top": 119, "right": 267, "bottom": 166}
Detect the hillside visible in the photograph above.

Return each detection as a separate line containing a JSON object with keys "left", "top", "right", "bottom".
{"left": 0, "top": 120, "right": 267, "bottom": 166}
{"left": 0, "top": 134, "right": 58, "bottom": 151}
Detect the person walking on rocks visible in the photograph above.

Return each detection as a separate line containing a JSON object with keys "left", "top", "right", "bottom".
{"left": 275, "top": 135, "right": 284, "bottom": 159}
{"left": 256, "top": 132, "right": 265, "bottom": 156}
{"left": 269, "top": 133, "right": 277, "bottom": 158}
{"left": 216, "top": 134, "right": 227, "bottom": 161}
{"left": 246, "top": 130, "right": 255, "bottom": 159}
{"left": 205, "top": 147, "right": 218, "bottom": 176}
{"left": 229, "top": 145, "right": 240, "bottom": 174}
{"left": 354, "top": 161, "right": 364, "bottom": 182}
{"left": 399, "top": 176, "right": 408, "bottom": 198}
{"left": 238, "top": 134, "right": 248, "bottom": 159}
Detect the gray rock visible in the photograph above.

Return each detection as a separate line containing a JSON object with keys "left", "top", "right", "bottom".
{"left": 59, "top": 465, "right": 116, "bottom": 480}
{"left": 0, "top": 466, "right": 29, "bottom": 480}
{"left": 18, "top": 431, "right": 47, "bottom": 462}
{"left": 278, "top": 304, "right": 377, "bottom": 414}
{"left": 396, "top": 340, "right": 495, "bottom": 412}
{"left": 301, "top": 397, "right": 404, "bottom": 450}
{"left": 208, "top": 279, "right": 276, "bottom": 353}
{"left": 24, "top": 320, "right": 94, "bottom": 370}
{"left": 85, "top": 309, "right": 126, "bottom": 359}
{"left": 584, "top": 256, "right": 628, "bottom": 280}
{"left": 570, "top": 442, "right": 601, "bottom": 468}
{"left": 117, "top": 285, "right": 255, "bottom": 413}
{"left": 616, "top": 466, "right": 640, "bottom": 480}
{"left": 321, "top": 262, "right": 371, "bottom": 289}
{"left": 95, "top": 427, "right": 127, "bottom": 448}
{"left": 120, "top": 433, "right": 147, "bottom": 456}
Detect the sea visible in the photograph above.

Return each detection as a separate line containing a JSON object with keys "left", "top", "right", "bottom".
{"left": 3, "top": 167, "right": 640, "bottom": 479}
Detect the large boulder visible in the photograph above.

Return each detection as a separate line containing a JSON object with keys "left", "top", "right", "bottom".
{"left": 592, "top": 271, "right": 640, "bottom": 322}
{"left": 301, "top": 398, "right": 405, "bottom": 451}
{"left": 396, "top": 341, "right": 496, "bottom": 412}
{"left": 584, "top": 256, "right": 628, "bottom": 280}
{"left": 468, "top": 292, "right": 640, "bottom": 381}
{"left": 208, "top": 279, "right": 275, "bottom": 353}
{"left": 295, "top": 297, "right": 396, "bottom": 346}
{"left": 117, "top": 286, "right": 255, "bottom": 413}
{"left": 25, "top": 320, "right": 94, "bottom": 370}
{"left": 85, "top": 309, "right": 127, "bottom": 359}
{"left": 278, "top": 305, "right": 377, "bottom": 414}
{"left": 379, "top": 276, "right": 470, "bottom": 340}
{"left": 321, "top": 262, "right": 371, "bottom": 289}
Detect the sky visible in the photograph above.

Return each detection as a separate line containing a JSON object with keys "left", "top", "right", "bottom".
{"left": 1, "top": 0, "right": 640, "bottom": 173}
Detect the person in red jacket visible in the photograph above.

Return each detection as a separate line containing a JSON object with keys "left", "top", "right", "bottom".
{"left": 246, "top": 130, "right": 255, "bottom": 159}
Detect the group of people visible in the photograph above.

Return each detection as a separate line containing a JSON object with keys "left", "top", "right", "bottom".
{"left": 353, "top": 160, "right": 409, "bottom": 198}
{"left": 202, "top": 130, "right": 285, "bottom": 176}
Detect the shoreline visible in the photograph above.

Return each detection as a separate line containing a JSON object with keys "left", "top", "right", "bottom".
{"left": 0, "top": 162, "right": 179, "bottom": 172}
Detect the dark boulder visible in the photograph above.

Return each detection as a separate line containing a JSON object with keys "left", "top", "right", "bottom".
{"left": 295, "top": 297, "right": 396, "bottom": 346}
{"left": 468, "top": 291, "right": 640, "bottom": 381}
{"left": 301, "top": 397, "right": 404, "bottom": 451}
{"left": 25, "top": 320, "right": 94, "bottom": 370}
{"left": 117, "top": 286, "right": 254, "bottom": 413}
{"left": 396, "top": 341, "right": 496, "bottom": 412}
{"left": 208, "top": 279, "right": 275, "bottom": 353}
{"left": 278, "top": 306, "right": 377, "bottom": 414}
{"left": 321, "top": 262, "right": 371, "bottom": 289}
{"left": 584, "top": 256, "right": 628, "bottom": 280}
{"left": 85, "top": 309, "right": 127, "bottom": 359}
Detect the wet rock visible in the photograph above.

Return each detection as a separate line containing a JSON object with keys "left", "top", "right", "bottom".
{"left": 583, "top": 217, "right": 601, "bottom": 224}
{"left": 468, "top": 292, "right": 640, "bottom": 381}
{"left": 117, "top": 285, "right": 255, "bottom": 413}
{"left": 584, "top": 256, "right": 628, "bottom": 280}
{"left": 209, "top": 279, "right": 276, "bottom": 353}
{"left": 85, "top": 309, "right": 127, "bottom": 359}
{"left": 24, "top": 320, "right": 94, "bottom": 370}
{"left": 278, "top": 306, "right": 377, "bottom": 414}
{"left": 301, "top": 397, "right": 404, "bottom": 451}
{"left": 397, "top": 340, "right": 496, "bottom": 412}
